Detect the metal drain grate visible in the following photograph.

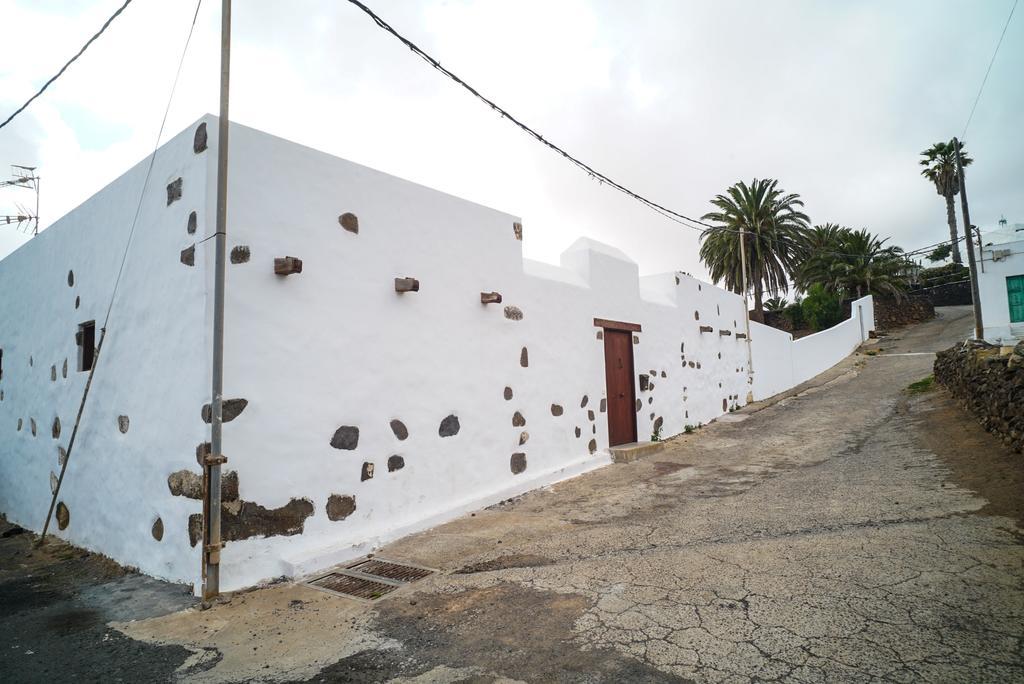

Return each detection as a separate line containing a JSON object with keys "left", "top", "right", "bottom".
{"left": 308, "top": 573, "right": 398, "bottom": 601}
{"left": 306, "top": 558, "right": 436, "bottom": 601}
{"left": 347, "top": 558, "right": 435, "bottom": 582}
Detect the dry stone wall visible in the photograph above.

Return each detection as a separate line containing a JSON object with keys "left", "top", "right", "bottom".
{"left": 934, "top": 341, "right": 1024, "bottom": 453}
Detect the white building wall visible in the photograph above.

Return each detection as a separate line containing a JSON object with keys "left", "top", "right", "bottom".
{"left": 976, "top": 240, "right": 1024, "bottom": 343}
{"left": 0, "top": 122, "right": 211, "bottom": 588}
{"left": 1, "top": 118, "right": 876, "bottom": 592}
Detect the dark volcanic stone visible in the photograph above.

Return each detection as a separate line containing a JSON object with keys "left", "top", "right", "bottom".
{"left": 439, "top": 414, "right": 460, "bottom": 437}
{"left": 330, "top": 425, "right": 359, "bottom": 450}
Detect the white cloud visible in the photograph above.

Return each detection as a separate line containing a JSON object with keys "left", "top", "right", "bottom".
{"left": 1, "top": 0, "right": 1021, "bottom": 277}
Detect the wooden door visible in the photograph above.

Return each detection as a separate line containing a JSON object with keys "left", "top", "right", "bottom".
{"left": 603, "top": 329, "right": 637, "bottom": 446}
{"left": 1007, "top": 275, "right": 1024, "bottom": 323}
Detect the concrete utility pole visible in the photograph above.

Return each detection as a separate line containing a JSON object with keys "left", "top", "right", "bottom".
{"left": 204, "top": 0, "right": 231, "bottom": 603}
{"left": 953, "top": 137, "right": 984, "bottom": 341}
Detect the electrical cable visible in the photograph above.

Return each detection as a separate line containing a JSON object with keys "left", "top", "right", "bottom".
{"left": 0, "top": 0, "right": 135, "bottom": 130}
{"left": 962, "top": 0, "right": 1018, "bottom": 139}
{"left": 344, "top": 0, "right": 715, "bottom": 233}
{"left": 345, "top": 0, "right": 984, "bottom": 268}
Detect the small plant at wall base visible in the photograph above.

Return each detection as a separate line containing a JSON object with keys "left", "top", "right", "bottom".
{"left": 683, "top": 424, "right": 695, "bottom": 434}
{"left": 651, "top": 424, "right": 663, "bottom": 442}
{"left": 906, "top": 375, "right": 935, "bottom": 394}
{"left": 801, "top": 284, "right": 843, "bottom": 332}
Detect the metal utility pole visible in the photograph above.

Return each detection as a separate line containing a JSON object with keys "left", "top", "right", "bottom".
{"left": 953, "top": 137, "right": 983, "bottom": 341}
{"left": 738, "top": 229, "right": 754, "bottom": 399}
{"left": 203, "top": 0, "right": 231, "bottom": 603}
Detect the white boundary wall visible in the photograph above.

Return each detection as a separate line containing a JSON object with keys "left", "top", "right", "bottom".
{"left": 0, "top": 117, "right": 875, "bottom": 591}
{"left": 750, "top": 295, "right": 874, "bottom": 400}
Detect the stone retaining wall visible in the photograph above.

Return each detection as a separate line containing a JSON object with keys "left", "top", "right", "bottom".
{"left": 934, "top": 341, "right": 1024, "bottom": 454}
{"left": 844, "top": 295, "right": 933, "bottom": 331}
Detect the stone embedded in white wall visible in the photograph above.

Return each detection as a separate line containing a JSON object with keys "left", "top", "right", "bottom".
{"left": 118, "top": 415, "right": 130, "bottom": 433}
{"left": 56, "top": 501, "right": 70, "bottom": 530}
{"left": 480, "top": 292, "right": 502, "bottom": 304}
{"left": 187, "top": 211, "right": 197, "bottom": 235}
{"left": 550, "top": 404, "right": 563, "bottom": 416}
{"left": 504, "top": 306, "right": 524, "bottom": 320}
{"left": 338, "top": 213, "right": 359, "bottom": 234}
{"left": 439, "top": 415, "right": 461, "bottom": 437}
{"left": 193, "top": 123, "right": 208, "bottom": 153}
{"left": 230, "top": 246, "right": 251, "bottom": 264}
{"left": 390, "top": 419, "right": 409, "bottom": 441}
{"left": 512, "top": 411, "right": 526, "bottom": 427}
{"left": 387, "top": 456, "right": 404, "bottom": 472}
{"left": 330, "top": 426, "right": 359, "bottom": 450}
{"left": 180, "top": 245, "right": 195, "bottom": 267}
{"left": 201, "top": 398, "right": 248, "bottom": 424}
{"left": 520, "top": 348, "right": 529, "bottom": 367}
{"left": 152, "top": 518, "right": 164, "bottom": 541}
{"left": 361, "top": 462, "right": 374, "bottom": 481}
{"left": 166, "top": 178, "right": 183, "bottom": 205}
{"left": 510, "top": 453, "right": 526, "bottom": 474}
{"left": 326, "top": 494, "right": 357, "bottom": 521}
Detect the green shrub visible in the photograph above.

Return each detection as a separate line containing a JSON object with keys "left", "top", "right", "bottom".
{"left": 782, "top": 301, "right": 805, "bottom": 329}
{"left": 801, "top": 284, "right": 843, "bottom": 331}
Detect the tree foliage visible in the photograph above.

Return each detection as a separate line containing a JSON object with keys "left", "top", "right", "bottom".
{"left": 795, "top": 226, "right": 909, "bottom": 299}
{"left": 919, "top": 140, "right": 972, "bottom": 264}
{"left": 801, "top": 284, "right": 843, "bottom": 332}
{"left": 699, "top": 178, "right": 810, "bottom": 315}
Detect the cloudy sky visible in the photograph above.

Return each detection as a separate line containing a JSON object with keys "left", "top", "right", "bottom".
{"left": 1, "top": 0, "right": 1021, "bottom": 279}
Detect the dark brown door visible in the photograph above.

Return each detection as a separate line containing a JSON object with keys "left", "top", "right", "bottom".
{"left": 603, "top": 329, "right": 637, "bottom": 446}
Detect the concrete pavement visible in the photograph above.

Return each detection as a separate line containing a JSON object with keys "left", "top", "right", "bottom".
{"left": 4, "top": 306, "right": 1022, "bottom": 682}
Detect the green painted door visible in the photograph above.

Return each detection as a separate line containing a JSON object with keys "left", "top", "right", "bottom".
{"left": 1008, "top": 275, "right": 1024, "bottom": 323}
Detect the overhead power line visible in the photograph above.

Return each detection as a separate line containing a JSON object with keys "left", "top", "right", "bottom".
{"left": 962, "top": 0, "right": 1018, "bottom": 139}
{"left": 344, "top": 0, "right": 715, "bottom": 233}
{"left": 0, "top": 0, "right": 134, "bottom": 131}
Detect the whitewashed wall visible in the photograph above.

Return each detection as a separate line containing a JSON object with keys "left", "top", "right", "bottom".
{"left": 976, "top": 241, "right": 1024, "bottom": 343}
{"left": 1, "top": 117, "right": 875, "bottom": 592}
{"left": 0, "top": 123, "right": 210, "bottom": 589}
{"left": 750, "top": 295, "right": 873, "bottom": 400}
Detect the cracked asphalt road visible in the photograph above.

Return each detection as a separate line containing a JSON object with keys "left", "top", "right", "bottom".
{"left": 11, "top": 306, "right": 1024, "bottom": 682}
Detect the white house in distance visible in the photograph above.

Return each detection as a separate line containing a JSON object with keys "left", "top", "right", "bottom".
{"left": 976, "top": 221, "right": 1024, "bottom": 343}
{"left": 0, "top": 116, "right": 874, "bottom": 593}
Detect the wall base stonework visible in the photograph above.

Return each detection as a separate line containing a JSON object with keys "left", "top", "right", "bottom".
{"left": 934, "top": 341, "right": 1024, "bottom": 453}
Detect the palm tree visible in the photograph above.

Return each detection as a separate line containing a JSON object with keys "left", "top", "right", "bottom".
{"left": 794, "top": 223, "right": 847, "bottom": 291}
{"left": 826, "top": 229, "right": 909, "bottom": 299}
{"left": 699, "top": 179, "right": 810, "bottom": 319}
{"left": 764, "top": 296, "right": 789, "bottom": 312}
{"left": 919, "top": 141, "right": 972, "bottom": 264}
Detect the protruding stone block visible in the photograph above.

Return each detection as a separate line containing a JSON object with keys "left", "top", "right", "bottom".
{"left": 275, "top": 257, "right": 303, "bottom": 275}
{"left": 513, "top": 222, "right": 523, "bottom": 241}
{"left": 719, "top": 329, "right": 732, "bottom": 336}
{"left": 395, "top": 277, "right": 419, "bottom": 292}
{"left": 699, "top": 325, "right": 714, "bottom": 333}
{"left": 480, "top": 292, "right": 502, "bottom": 304}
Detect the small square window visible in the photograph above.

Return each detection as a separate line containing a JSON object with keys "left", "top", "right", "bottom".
{"left": 77, "top": 321, "right": 96, "bottom": 372}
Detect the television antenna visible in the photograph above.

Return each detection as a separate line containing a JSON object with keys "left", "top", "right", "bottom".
{"left": 1, "top": 165, "right": 40, "bottom": 235}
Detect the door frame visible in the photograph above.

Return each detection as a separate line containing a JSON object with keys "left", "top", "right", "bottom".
{"left": 1007, "top": 274, "right": 1024, "bottom": 324}
{"left": 595, "top": 318, "right": 640, "bottom": 446}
